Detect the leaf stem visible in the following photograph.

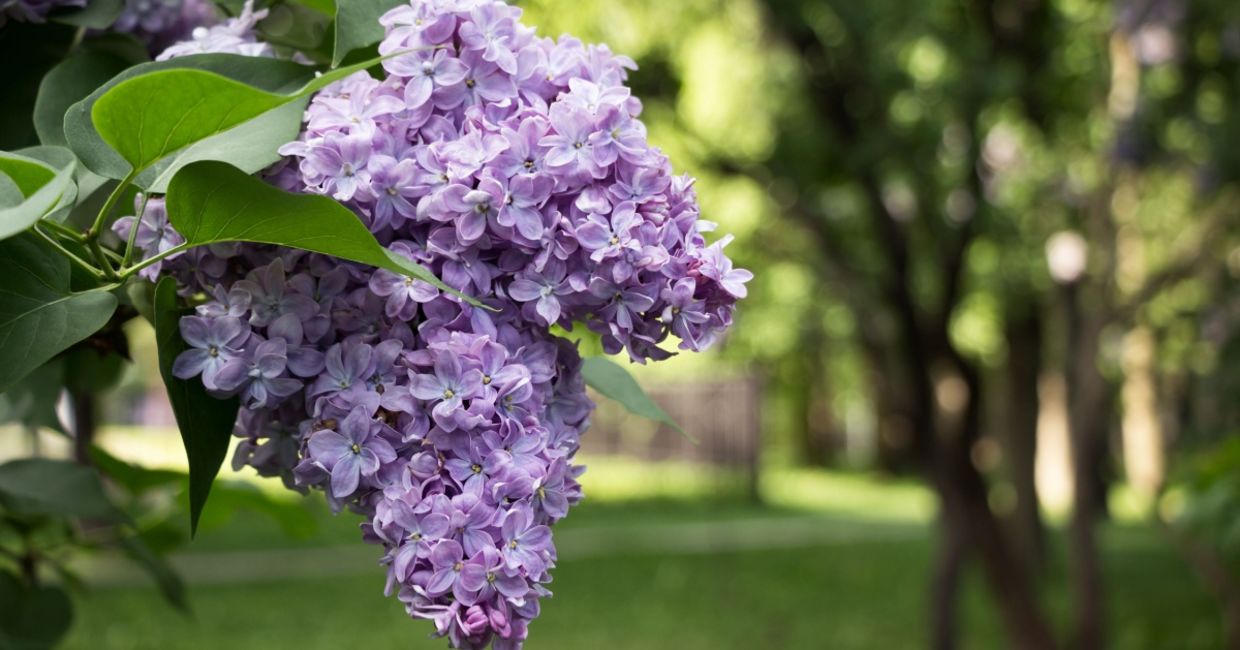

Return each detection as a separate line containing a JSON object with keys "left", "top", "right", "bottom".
{"left": 40, "top": 219, "right": 86, "bottom": 242}
{"left": 31, "top": 225, "right": 107, "bottom": 281}
{"left": 86, "top": 172, "right": 138, "bottom": 280}
{"left": 90, "top": 172, "right": 137, "bottom": 240}
{"left": 121, "top": 192, "right": 150, "bottom": 267}
{"left": 120, "top": 243, "right": 189, "bottom": 279}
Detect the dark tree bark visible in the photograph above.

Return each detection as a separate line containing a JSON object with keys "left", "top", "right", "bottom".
{"left": 71, "top": 390, "right": 97, "bottom": 467}
{"left": 1062, "top": 281, "right": 1109, "bottom": 650}
{"left": 1004, "top": 307, "right": 1046, "bottom": 573}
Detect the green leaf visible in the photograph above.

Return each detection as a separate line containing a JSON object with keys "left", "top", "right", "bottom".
{"left": 35, "top": 34, "right": 149, "bottom": 148}
{"left": 87, "top": 52, "right": 392, "bottom": 179}
{"left": 153, "top": 276, "right": 241, "bottom": 536}
{"left": 0, "top": 152, "right": 54, "bottom": 196}
{"left": 65, "top": 54, "right": 318, "bottom": 182}
{"left": 0, "top": 458, "right": 122, "bottom": 520}
{"left": 164, "top": 160, "right": 480, "bottom": 305}
{"left": 195, "top": 481, "right": 317, "bottom": 539}
{"left": 581, "top": 357, "right": 691, "bottom": 440}
{"left": 49, "top": 0, "right": 125, "bottom": 28}
{"left": 333, "top": 0, "right": 392, "bottom": 66}
{"left": 117, "top": 534, "right": 189, "bottom": 613}
{"left": 141, "top": 99, "right": 309, "bottom": 194}
{"left": 0, "top": 360, "right": 65, "bottom": 433}
{"left": 0, "top": 571, "right": 73, "bottom": 650}
{"left": 259, "top": 2, "right": 333, "bottom": 56}
{"left": 91, "top": 446, "right": 185, "bottom": 495}
{"left": 0, "top": 174, "right": 21, "bottom": 209}
{"left": 0, "top": 234, "right": 117, "bottom": 393}
{"left": 0, "top": 150, "right": 77, "bottom": 241}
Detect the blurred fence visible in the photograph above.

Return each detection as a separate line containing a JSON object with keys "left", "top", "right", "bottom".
{"left": 583, "top": 376, "right": 763, "bottom": 500}
{"left": 113, "top": 375, "right": 765, "bottom": 498}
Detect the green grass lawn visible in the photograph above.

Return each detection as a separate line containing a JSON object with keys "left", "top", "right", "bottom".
{"left": 57, "top": 455, "right": 1225, "bottom": 649}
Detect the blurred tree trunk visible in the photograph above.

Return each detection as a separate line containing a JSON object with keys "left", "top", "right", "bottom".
{"left": 1003, "top": 306, "right": 1046, "bottom": 573}
{"left": 790, "top": 324, "right": 836, "bottom": 466}
{"left": 1062, "top": 279, "right": 1110, "bottom": 650}
{"left": 71, "top": 390, "right": 97, "bottom": 467}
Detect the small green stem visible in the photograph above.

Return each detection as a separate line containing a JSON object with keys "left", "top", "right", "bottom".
{"left": 120, "top": 243, "right": 189, "bottom": 279}
{"left": 31, "top": 226, "right": 107, "bottom": 280}
{"left": 121, "top": 192, "right": 150, "bottom": 267}
{"left": 88, "top": 238, "right": 120, "bottom": 280}
{"left": 40, "top": 219, "right": 86, "bottom": 242}
{"left": 90, "top": 172, "right": 138, "bottom": 240}
{"left": 85, "top": 172, "right": 138, "bottom": 280}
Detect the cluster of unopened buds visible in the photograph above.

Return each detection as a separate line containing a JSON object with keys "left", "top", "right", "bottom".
{"left": 113, "top": 1, "right": 749, "bottom": 647}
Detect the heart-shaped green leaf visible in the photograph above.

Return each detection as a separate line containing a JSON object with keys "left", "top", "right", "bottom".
{"left": 0, "top": 458, "right": 123, "bottom": 520}
{"left": 581, "top": 356, "right": 691, "bottom": 439}
{"left": 87, "top": 52, "right": 392, "bottom": 180}
{"left": 0, "top": 359, "right": 65, "bottom": 433}
{"left": 0, "top": 152, "right": 55, "bottom": 195}
{"left": 65, "top": 54, "right": 318, "bottom": 182}
{"left": 164, "top": 160, "right": 482, "bottom": 306}
{"left": 0, "top": 571, "right": 73, "bottom": 650}
{"left": 0, "top": 149, "right": 77, "bottom": 240}
{"left": 35, "top": 34, "right": 149, "bottom": 148}
{"left": 49, "top": 0, "right": 124, "bottom": 28}
{"left": 0, "top": 234, "right": 116, "bottom": 392}
{"left": 153, "top": 277, "right": 241, "bottom": 536}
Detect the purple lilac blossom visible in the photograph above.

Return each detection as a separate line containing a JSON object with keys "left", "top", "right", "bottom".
{"left": 111, "top": 0, "right": 218, "bottom": 54}
{"left": 156, "top": 2, "right": 750, "bottom": 648}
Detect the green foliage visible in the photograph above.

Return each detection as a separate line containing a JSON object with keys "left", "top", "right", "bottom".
{"left": 332, "top": 0, "right": 393, "bottom": 66}
{"left": 0, "top": 459, "right": 122, "bottom": 521}
{"left": 581, "top": 357, "right": 687, "bottom": 438}
{"left": 64, "top": 54, "right": 316, "bottom": 183}
{"left": 0, "top": 7, "right": 447, "bottom": 646}
{"left": 0, "top": 571, "right": 73, "bottom": 650}
{"left": 78, "top": 52, "right": 386, "bottom": 182}
{"left": 48, "top": 0, "right": 124, "bottom": 29}
{"left": 34, "top": 35, "right": 149, "bottom": 148}
{"left": 152, "top": 277, "right": 240, "bottom": 536}
{"left": 0, "top": 360, "right": 65, "bottom": 433}
{"left": 164, "top": 160, "right": 470, "bottom": 301}
{"left": 0, "top": 149, "right": 77, "bottom": 240}
{"left": 0, "top": 235, "right": 117, "bottom": 393}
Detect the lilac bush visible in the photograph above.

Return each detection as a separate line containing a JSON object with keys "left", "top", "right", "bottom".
{"left": 128, "top": 1, "right": 750, "bottom": 647}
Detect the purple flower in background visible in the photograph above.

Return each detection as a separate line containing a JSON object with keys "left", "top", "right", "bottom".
{"left": 214, "top": 338, "right": 303, "bottom": 408}
{"left": 541, "top": 105, "right": 603, "bottom": 179}
{"left": 426, "top": 539, "right": 473, "bottom": 603}
{"left": 370, "top": 267, "right": 438, "bottom": 321}
{"left": 410, "top": 351, "right": 483, "bottom": 430}
{"left": 460, "top": 547, "right": 528, "bottom": 603}
{"left": 112, "top": 197, "right": 185, "bottom": 280}
{"left": 387, "top": 48, "right": 469, "bottom": 108}
{"left": 500, "top": 506, "right": 552, "bottom": 574}
{"left": 171, "top": 316, "right": 247, "bottom": 391}
{"left": 507, "top": 261, "right": 571, "bottom": 326}
{"left": 367, "top": 156, "right": 421, "bottom": 228}
{"left": 304, "top": 406, "right": 397, "bottom": 497}
{"left": 112, "top": 0, "right": 218, "bottom": 53}
{"left": 389, "top": 502, "right": 451, "bottom": 581}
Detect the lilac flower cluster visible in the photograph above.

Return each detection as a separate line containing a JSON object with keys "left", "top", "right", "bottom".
{"left": 148, "top": 1, "right": 748, "bottom": 647}
{"left": 155, "top": 0, "right": 272, "bottom": 61}
{"left": 112, "top": 0, "right": 218, "bottom": 54}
